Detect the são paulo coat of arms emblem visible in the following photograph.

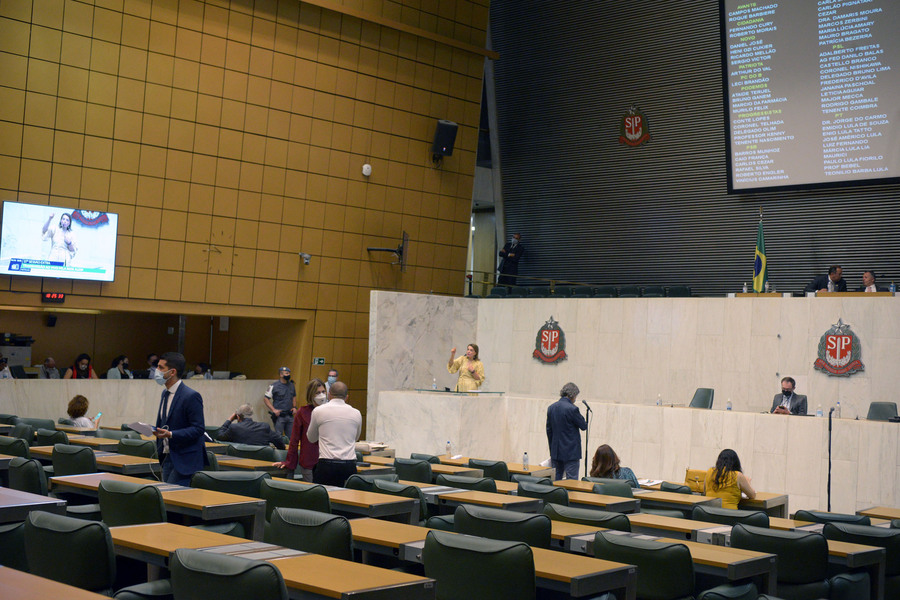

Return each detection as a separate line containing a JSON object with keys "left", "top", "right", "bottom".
{"left": 813, "top": 318, "right": 864, "bottom": 376}
{"left": 533, "top": 316, "right": 567, "bottom": 364}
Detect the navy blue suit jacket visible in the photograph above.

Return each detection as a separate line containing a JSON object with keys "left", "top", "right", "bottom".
{"left": 156, "top": 382, "right": 207, "bottom": 476}
{"left": 546, "top": 397, "right": 587, "bottom": 462}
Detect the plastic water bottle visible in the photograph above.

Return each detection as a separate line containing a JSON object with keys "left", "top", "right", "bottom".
{"left": 816, "top": 404, "right": 823, "bottom": 417}
{"left": 742, "top": 282, "right": 748, "bottom": 293}
{"left": 523, "top": 451, "right": 529, "bottom": 469}
{"left": 445, "top": 440, "right": 451, "bottom": 456}
{"left": 835, "top": 401, "right": 841, "bottom": 419}
{"left": 891, "top": 282, "right": 896, "bottom": 294}
{"left": 726, "top": 398, "right": 732, "bottom": 411}
{"left": 432, "top": 378, "right": 437, "bottom": 390}
{"left": 656, "top": 394, "right": 661, "bottom": 406}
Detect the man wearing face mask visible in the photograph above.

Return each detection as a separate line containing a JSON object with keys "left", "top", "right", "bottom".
{"left": 306, "top": 381, "right": 361, "bottom": 486}
{"left": 152, "top": 352, "right": 208, "bottom": 485}
{"left": 498, "top": 233, "right": 525, "bottom": 286}
{"left": 324, "top": 368, "right": 339, "bottom": 395}
{"left": 216, "top": 403, "right": 284, "bottom": 448}
{"left": 263, "top": 366, "right": 297, "bottom": 436}
{"left": 770, "top": 376, "right": 808, "bottom": 415}
{"left": 274, "top": 378, "right": 326, "bottom": 482}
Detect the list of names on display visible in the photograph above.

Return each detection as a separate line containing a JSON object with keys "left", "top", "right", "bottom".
{"left": 819, "top": 1, "right": 890, "bottom": 178}
{"left": 727, "top": 2, "right": 790, "bottom": 186}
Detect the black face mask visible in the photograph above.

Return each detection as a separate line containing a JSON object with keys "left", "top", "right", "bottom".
{"left": 782, "top": 389, "right": 792, "bottom": 396}
{"left": 123, "top": 363, "right": 129, "bottom": 369}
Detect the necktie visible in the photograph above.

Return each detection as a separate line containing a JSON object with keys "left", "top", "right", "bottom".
{"left": 161, "top": 390, "right": 170, "bottom": 422}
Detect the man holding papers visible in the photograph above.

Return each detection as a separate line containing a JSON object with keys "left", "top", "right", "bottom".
{"left": 152, "top": 352, "right": 208, "bottom": 485}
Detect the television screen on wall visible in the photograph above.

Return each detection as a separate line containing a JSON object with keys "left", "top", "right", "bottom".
{"left": 0, "top": 201, "right": 118, "bottom": 282}
{"left": 720, "top": 0, "right": 900, "bottom": 192}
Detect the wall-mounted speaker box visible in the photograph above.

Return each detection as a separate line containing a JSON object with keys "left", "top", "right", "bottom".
{"left": 47, "top": 315, "right": 57, "bottom": 327}
{"left": 431, "top": 120, "right": 458, "bottom": 157}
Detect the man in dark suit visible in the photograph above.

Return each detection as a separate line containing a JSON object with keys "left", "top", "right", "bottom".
{"left": 153, "top": 352, "right": 207, "bottom": 485}
{"left": 770, "top": 376, "right": 808, "bottom": 415}
{"left": 217, "top": 404, "right": 285, "bottom": 448}
{"left": 498, "top": 233, "right": 525, "bottom": 285}
{"left": 804, "top": 265, "right": 846, "bottom": 293}
{"left": 856, "top": 270, "right": 886, "bottom": 292}
{"left": 546, "top": 382, "right": 588, "bottom": 480}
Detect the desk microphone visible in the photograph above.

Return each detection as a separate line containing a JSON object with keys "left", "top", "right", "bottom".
{"left": 829, "top": 406, "right": 835, "bottom": 415}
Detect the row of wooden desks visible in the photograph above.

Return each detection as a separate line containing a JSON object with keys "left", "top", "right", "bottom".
{"left": 0, "top": 486, "right": 66, "bottom": 523}
{"left": 639, "top": 480, "right": 790, "bottom": 517}
{"left": 110, "top": 522, "right": 434, "bottom": 600}
{"left": 349, "top": 517, "right": 637, "bottom": 599}
{"left": 0, "top": 566, "right": 112, "bottom": 600}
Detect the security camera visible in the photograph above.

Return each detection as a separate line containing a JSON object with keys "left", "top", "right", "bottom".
{"left": 362, "top": 163, "right": 372, "bottom": 177}
{"left": 299, "top": 253, "right": 311, "bottom": 265}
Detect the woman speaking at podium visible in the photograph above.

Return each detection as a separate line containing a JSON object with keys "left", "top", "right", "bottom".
{"left": 447, "top": 344, "right": 485, "bottom": 392}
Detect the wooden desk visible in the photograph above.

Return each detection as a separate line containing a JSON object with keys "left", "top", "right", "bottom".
{"left": 633, "top": 489, "right": 722, "bottom": 513}
{"left": 0, "top": 453, "right": 14, "bottom": 470}
{"left": 94, "top": 453, "right": 160, "bottom": 476}
{"left": 55, "top": 425, "right": 98, "bottom": 436}
{"left": 0, "top": 565, "right": 112, "bottom": 599}
{"left": 0, "top": 487, "right": 66, "bottom": 523}
{"left": 50, "top": 472, "right": 267, "bottom": 540}
{"left": 270, "top": 478, "right": 420, "bottom": 524}
{"left": 739, "top": 491, "right": 789, "bottom": 518}
{"left": 111, "top": 522, "right": 435, "bottom": 599}
{"left": 507, "top": 462, "right": 554, "bottom": 478}
{"left": 214, "top": 455, "right": 287, "bottom": 475}
{"left": 348, "top": 518, "right": 637, "bottom": 599}
{"left": 827, "top": 540, "right": 886, "bottom": 600}
{"left": 436, "top": 454, "right": 469, "bottom": 466}
{"left": 362, "top": 455, "right": 394, "bottom": 466}
{"left": 66, "top": 437, "right": 121, "bottom": 452}
{"left": 857, "top": 506, "right": 900, "bottom": 521}
{"left": 429, "top": 463, "right": 483, "bottom": 478}
{"left": 205, "top": 442, "right": 228, "bottom": 454}
{"left": 549, "top": 520, "right": 608, "bottom": 550}
{"left": 0, "top": 423, "right": 14, "bottom": 435}
{"left": 355, "top": 463, "right": 395, "bottom": 476}
{"left": 436, "top": 489, "right": 543, "bottom": 513}
{"left": 625, "top": 513, "right": 726, "bottom": 541}
{"left": 566, "top": 491, "right": 640, "bottom": 513}
{"left": 553, "top": 479, "right": 604, "bottom": 493}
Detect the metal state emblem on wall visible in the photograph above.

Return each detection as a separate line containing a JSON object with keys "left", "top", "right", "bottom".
{"left": 533, "top": 316, "right": 567, "bottom": 364}
{"left": 813, "top": 318, "right": 864, "bottom": 376}
{"left": 619, "top": 104, "right": 651, "bottom": 147}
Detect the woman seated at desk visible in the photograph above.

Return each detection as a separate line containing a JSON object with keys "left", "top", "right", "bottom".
{"left": 705, "top": 448, "right": 755, "bottom": 509}
{"left": 66, "top": 394, "right": 101, "bottom": 429}
{"left": 590, "top": 444, "right": 639, "bottom": 488}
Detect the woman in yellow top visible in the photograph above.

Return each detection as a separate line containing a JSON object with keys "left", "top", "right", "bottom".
{"left": 447, "top": 344, "right": 485, "bottom": 392}
{"left": 705, "top": 448, "right": 755, "bottom": 509}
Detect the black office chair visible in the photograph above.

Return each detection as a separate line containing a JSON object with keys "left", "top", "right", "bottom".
{"left": 793, "top": 509, "right": 870, "bottom": 526}
{"left": 866, "top": 401, "right": 898, "bottom": 421}
{"left": 265, "top": 507, "right": 353, "bottom": 560}
{"left": 689, "top": 387, "right": 714, "bottom": 409}
{"left": 454, "top": 504, "right": 552, "bottom": 548}
{"left": 170, "top": 548, "right": 287, "bottom": 600}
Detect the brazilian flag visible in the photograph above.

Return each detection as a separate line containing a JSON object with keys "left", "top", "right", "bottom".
{"left": 753, "top": 220, "right": 767, "bottom": 293}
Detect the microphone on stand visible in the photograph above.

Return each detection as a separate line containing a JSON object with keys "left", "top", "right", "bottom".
{"left": 581, "top": 400, "right": 592, "bottom": 412}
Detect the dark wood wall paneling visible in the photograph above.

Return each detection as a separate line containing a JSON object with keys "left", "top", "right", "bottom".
{"left": 490, "top": 1, "right": 900, "bottom": 296}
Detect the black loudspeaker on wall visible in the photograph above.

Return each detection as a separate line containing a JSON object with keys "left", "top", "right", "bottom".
{"left": 47, "top": 315, "right": 57, "bottom": 327}
{"left": 431, "top": 119, "right": 458, "bottom": 164}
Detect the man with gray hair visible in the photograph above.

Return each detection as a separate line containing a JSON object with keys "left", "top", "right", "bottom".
{"left": 546, "top": 382, "right": 588, "bottom": 480}
{"left": 216, "top": 403, "right": 285, "bottom": 448}
{"left": 307, "top": 381, "right": 362, "bottom": 486}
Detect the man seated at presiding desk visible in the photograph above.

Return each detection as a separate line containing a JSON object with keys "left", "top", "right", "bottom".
{"left": 770, "top": 376, "right": 807, "bottom": 415}
{"left": 804, "top": 265, "right": 847, "bottom": 293}
{"left": 216, "top": 403, "right": 285, "bottom": 448}
{"left": 857, "top": 270, "right": 887, "bottom": 292}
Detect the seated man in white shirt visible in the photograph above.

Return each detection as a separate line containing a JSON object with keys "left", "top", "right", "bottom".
{"left": 306, "top": 381, "right": 362, "bottom": 486}
{"left": 856, "top": 270, "right": 886, "bottom": 293}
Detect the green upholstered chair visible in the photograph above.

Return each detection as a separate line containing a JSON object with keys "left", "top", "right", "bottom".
{"left": 423, "top": 529, "right": 535, "bottom": 600}
{"left": 824, "top": 522, "right": 900, "bottom": 599}
{"left": 51, "top": 443, "right": 97, "bottom": 476}
{"left": 190, "top": 470, "right": 270, "bottom": 497}
{"left": 35, "top": 428, "right": 68, "bottom": 446}
{"left": 25, "top": 511, "right": 169, "bottom": 598}
{"left": 517, "top": 481, "right": 569, "bottom": 506}
{"left": 204, "top": 425, "right": 222, "bottom": 440}
{"left": 0, "top": 413, "right": 17, "bottom": 424}
{"left": 117, "top": 438, "right": 158, "bottom": 459}
{"left": 98, "top": 479, "right": 166, "bottom": 526}
{"left": 170, "top": 548, "right": 287, "bottom": 600}
{"left": 468, "top": 458, "right": 510, "bottom": 481}
{"left": 793, "top": 509, "right": 870, "bottom": 526}
{"left": 435, "top": 473, "right": 497, "bottom": 493}
{"left": 691, "top": 505, "right": 769, "bottom": 528}
{"left": 98, "top": 429, "right": 141, "bottom": 441}
{"left": 424, "top": 514, "right": 457, "bottom": 531}
{"left": 0, "top": 521, "right": 28, "bottom": 572}
{"left": 344, "top": 473, "right": 399, "bottom": 491}
{"left": 226, "top": 443, "right": 277, "bottom": 462}
{"left": 642, "top": 285, "right": 665, "bottom": 297}
{"left": 393, "top": 457, "right": 433, "bottom": 483}
{"left": 410, "top": 452, "right": 441, "bottom": 464}
{"left": 454, "top": 504, "right": 552, "bottom": 548}
{"left": 0, "top": 435, "right": 31, "bottom": 458}
{"left": 10, "top": 423, "right": 34, "bottom": 446}
{"left": 571, "top": 285, "right": 594, "bottom": 298}
{"left": 507, "top": 286, "right": 528, "bottom": 298}
{"left": 866, "top": 401, "right": 898, "bottom": 421}
{"left": 259, "top": 479, "right": 330, "bottom": 521}
{"left": 528, "top": 287, "right": 551, "bottom": 297}
{"left": 553, "top": 285, "right": 574, "bottom": 297}
{"left": 593, "top": 285, "right": 618, "bottom": 298}
{"left": 58, "top": 418, "right": 77, "bottom": 426}
{"left": 667, "top": 285, "right": 692, "bottom": 297}
{"left": 205, "top": 450, "right": 219, "bottom": 471}
{"left": 543, "top": 503, "right": 631, "bottom": 532}
{"left": 660, "top": 481, "right": 693, "bottom": 494}
{"left": 591, "top": 481, "right": 634, "bottom": 498}
{"left": 8, "top": 457, "right": 49, "bottom": 495}
{"left": 892, "top": 520, "right": 900, "bottom": 529}
{"left": 510, "top": 473, "right": 552, "bottom": 486}
{"left": 617, "top": 285, "right": 641, "bottom": 298}
{"left": 265, "top": 507, "right": 353, "bottom": 560}
{"left": 731, "top": 523, "right": 869, "bottom": 600}
{"left": 696, "top": 583, "right": 759, "bottom": 600}
{"left": 15, "top": 417, "right": 56, "bottom": 431}
{"left": 371, "top": 479, "right": 429, "bottom": 524}
{"left": 488, "top": 286, "right": 508, "bottom": 298}
{"left": 689, "top": 388, "right": 715, "bottom": 409}
{"left": 594, "top": 532, "right": 692, "bottom": 600}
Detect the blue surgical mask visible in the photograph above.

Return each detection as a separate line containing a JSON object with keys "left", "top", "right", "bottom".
{"left": 154, "top": 368, "right": 168, "bottom": 386}
{"left": 327, "top": 375, "right": 337, "bottom": 384}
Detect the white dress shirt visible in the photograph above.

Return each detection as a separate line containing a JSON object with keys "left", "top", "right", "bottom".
{"left": 306, "top": 398, "right": 361, "bottom": 460}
